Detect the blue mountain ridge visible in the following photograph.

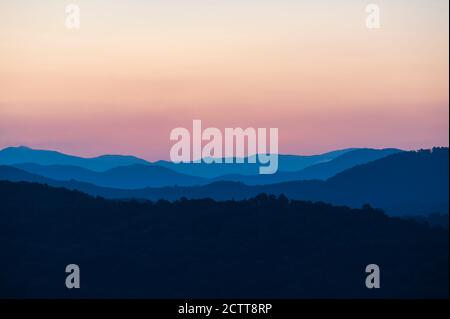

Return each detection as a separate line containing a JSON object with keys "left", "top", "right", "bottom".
{"left": 0, "top": 146, "right": 356, "bottom": 177}
{"left": 1, "top": 147, "right": 447, "bottom": 216}
{"left": 3, "top": 147, "right": 400, "bottom": 188}
{"left": 12, "top": 163, "right": 206, "bottom": 189}
{"left": 211, "top": 148, "right": 401, "bottom": 184}
{"left": 0, "top": 146, "right": 150, "bottom": 171}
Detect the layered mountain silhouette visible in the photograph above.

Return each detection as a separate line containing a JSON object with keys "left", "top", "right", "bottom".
{"left": 0, "top": 165, "right": 134, "bottom": 197}
{"left": 1, "top": 146, "right": 361, "bottom": 178}
{"left": 11, "top": 163, "right": 206, "bottom": 189}
{"left": 1, "top": 147, "right": 448, "bottom": 298}
{"left": 0, "top": 180, "right": 447, "bottom": 298}
{"left": 1, "top": 146, "right": 401, "bottom": 188}
{"left": 212, "top": 148, "right": 401, "bottom": 184}
{"left": 1, "top": 148, "right": 448, "bottom": 216}
{"left": 154, "top": 148, "right": 358, "bottom": 178}
{"left": 149, "top": 148, "right": 447, "bottom": 215}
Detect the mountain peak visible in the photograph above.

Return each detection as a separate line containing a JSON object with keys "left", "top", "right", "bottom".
{"left": 2, "top": 145, "right": 32, "bottom": 151}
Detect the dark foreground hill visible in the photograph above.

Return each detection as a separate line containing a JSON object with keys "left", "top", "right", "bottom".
{"left": 0, "top": 180, "right": 447, "bottom": 298}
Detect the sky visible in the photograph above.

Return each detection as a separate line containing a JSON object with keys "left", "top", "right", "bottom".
{"left": 0, "top": 0, "right": 448, "bottom": 160}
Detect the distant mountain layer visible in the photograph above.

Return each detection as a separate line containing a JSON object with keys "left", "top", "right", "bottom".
{"left": 1, "top": 148, "right": 448, "bottom": 215}
{"left": 0, "top": 146, "right": 150, "bottom": 171}
{"left": 1, "top": 180, "right": 447, "bottom": 298}
{"left": 4, "top": 147, "right": 400, "bottom": 188}
{"left": 0, "top": 146, "right": 359, "bottom": 177}
{"left": 12, "top": 163, "right": 206, "bottom": 189}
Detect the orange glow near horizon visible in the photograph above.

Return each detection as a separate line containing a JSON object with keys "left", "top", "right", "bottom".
{"left": 0, "top": 0, "right": 448, "bottom": 160}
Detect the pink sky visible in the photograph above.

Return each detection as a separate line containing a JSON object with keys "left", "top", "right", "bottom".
{"left": 0, "top": 0, "right": 448, "bottom": 160}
